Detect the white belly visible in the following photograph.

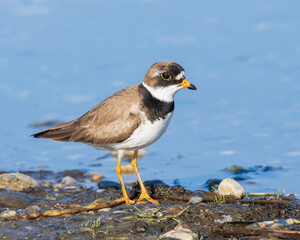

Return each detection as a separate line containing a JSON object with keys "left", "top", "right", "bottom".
{"left": 96, "top": 112, "right": 173, "bottom": 151}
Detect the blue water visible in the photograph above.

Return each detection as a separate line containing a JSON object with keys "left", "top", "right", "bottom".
{"left": 1, "top": 0, "right": 299, "bottom": 195}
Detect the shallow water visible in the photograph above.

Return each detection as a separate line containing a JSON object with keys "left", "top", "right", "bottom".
{"left": 0, "top": 0, "right": 300, "bottom": 195}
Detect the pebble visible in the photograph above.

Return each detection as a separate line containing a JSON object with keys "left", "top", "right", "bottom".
{"left": 258, "top": 222, "right": 268, "bottom": 228}
{"left": 142, "top": 208, "right": 159, "bottom": 216}
{"left": 160, "top": 225, "right": 197, "bottom": 240}
{"left": 90, "top": 197, "right": 111, "bottom": 206}
{"left": 98, "top": 207, "right": 112, "bottom": 213}
{"left": 286, "top": 218, "right": 299, "bottom": 224}
{"left": 214, "top": 215, "right": 235, "bottom": 224}
{"left": 89, "top": 172, "right": 103, "bottom": 182}
{"left": 0, "top": 173, "right": 38, "bottom": 191}
{"left": 40, "top": 180, "right": 53, "bottom": 187}
{"left": 112, "top": 210, "right": 127, "bottom": 214}
{"left": 270, "top": 223, "right": 283, "bottom": 229}
{"left": 45, "top": 192, "right": 65, "bottom": 201}
{"left": 0, "top": 191, "right": 31, "bottom": 208}
{"left": 168, "top": 205, "right": 184, "bottom": 214}
{"left": 63, "top": 185, "right": 80, "bottom": 190}
{"left": 24, "top": 205, "right": 41, "bottom": 215}
{"left": 96, "top": 189, "right": 106, "bottom": 193}
{"left": 61, "top": 176, "right": 77, "bottom": 186}
{"left": 217, "top": 178, "right": 245, "bottom": 199}
{"left": 189, "top": 196, "right": 203, "bottom": 204}
{"left": 121, "top": 164, "right": 135, "bottom": 175}
{"left": 53, "top": 183, "right": 63, "bottom": 189}
{"left": 1, "top": 210, "right": 19, "bottom": 218}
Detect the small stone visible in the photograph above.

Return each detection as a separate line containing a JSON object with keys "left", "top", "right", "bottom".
{"left": 96, "top": 189, "right": 105, "bottom": 193}
{"left": 0, "top": 191, "right": 31, "bottom": 208}
{"left": 89, "top": 197, "right": 111, "bottom": 206}
{"left": 286, "top": 218, "right": 299, "bottom": 224}
{"left": 168, "top": 205, "right": 184, "bottom": 214}
{"left": 258, "top": 222, "right": 268, "bottom": 228}
{"left": 189, "top": 196, "right": 203, "bottom": 204}
{"left": 1, "top": 210, "right": 19, "bottom": 218}
{"left": 53, "top": 183, "right": 63, "bottom": 189}
{"left": 271, "top": 223, "right": 283, "bottom": 229}
{"left": 98, "top": 208, "right": 112, "bottom": 213}
{"left": 45, "top": 192, "right": 65, "bottom": 201}
{"left": 142, "top": 208, "right": 159, "bottom": 216}
{"left": 217, "top": 178, "right": 245, "bottom": 199}
{"left": 63, "top": 185, "right": 80, "bottom": 190}
{"left": 121, "top": 164, "right": 135, "bottom": 175}
{"left": 161, "top": 225, "right": 197, "bottom": 240}
{"left": 0, "top": 173, "right": 38, "bottom": 191}
{"left": 214, "top": 215, "right": 235, "bottom": 224}
{"left": 61, "top": 176, "right": 77, "bottom": 186}
{"left": 156, "top": 211, "right": 163, "bottom": 218}
{"left": 136, "top": 227, "right": 146, "bottom": 232}
{"left": 40, "top": 180, "right": 53, "bottom": 187}
{"left": 89, "top": 172, "right": 103, "bottom": 182}
{"left": 112, "top": 210, "right": 127, "bottom": 214}
{"left": 24, "top": 205, "right": 41, "bottom": 215}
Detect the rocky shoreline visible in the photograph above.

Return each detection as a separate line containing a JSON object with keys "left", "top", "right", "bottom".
{"left": 0, "top": 170, "right": 299, "bottom": 239}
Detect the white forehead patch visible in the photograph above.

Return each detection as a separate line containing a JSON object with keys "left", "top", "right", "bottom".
{"left": 175, "top": 71, "right": 185, "bottom": 80}
{"left": 152, "top": 71, "right": 162, "bottom": 77}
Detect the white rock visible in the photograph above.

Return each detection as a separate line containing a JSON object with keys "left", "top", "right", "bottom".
{"left": 89, "top": 172, "right": 103, "bottom": 182}
{"left": 271, "top": 223, "right": 283, "bottom": 229}
{"left": 1, "top": 210, "right": 19, "bottom": 218}
{"left": 160, "top": 225, "right": 197, "bottom": 240}
{"left": 286, "top": 218, "right": 300, "bottom": 224}
{"left": 217, "top": 178, "right": 245, "bottom": 199}
{"left": 160, "top": 230, "right": 197, "bottom": 240}
{"left": 61, "top": 176, "right": 77, "bottom": 186}
{"left": 98, "top": 208, "right": 112, "bottom": 212}
{"left": 189, "top": 196, "right": 203, "bottom": 204}
{"left": 214, "top": 215, "right": 234, "bottom": 224}
{"left": 0, "top": 173, "right": 38, "bottom": 191}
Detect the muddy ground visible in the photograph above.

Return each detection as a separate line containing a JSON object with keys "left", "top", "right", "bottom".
{"left": 0, "top": 170, "right": 299, "bottom": 240}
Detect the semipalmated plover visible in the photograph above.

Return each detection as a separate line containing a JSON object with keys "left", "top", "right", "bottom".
{"left": 32, "top": 61, "right": 196, "bottom": 205}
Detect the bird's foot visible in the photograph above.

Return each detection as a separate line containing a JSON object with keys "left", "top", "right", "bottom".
{"left": 136, "top": 191, "right": 159, "bottom": 205}
{"left": 124, "top": 198, "right": 135, "bottom": 205}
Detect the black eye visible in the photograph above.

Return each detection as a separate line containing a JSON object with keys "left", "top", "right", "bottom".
{"left": 161, "top": 72, "right": 172, "bottom": 80}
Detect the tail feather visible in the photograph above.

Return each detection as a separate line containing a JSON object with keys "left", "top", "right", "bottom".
{"left": 31, "top": 120, "right": 79, "bottom": 142}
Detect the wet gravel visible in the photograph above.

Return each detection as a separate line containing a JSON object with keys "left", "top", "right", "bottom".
{"left": 0, "top": 170, "right": 299, "bottom": 239}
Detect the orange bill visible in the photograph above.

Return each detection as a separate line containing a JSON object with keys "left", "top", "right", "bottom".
{"left": 180, "top": 79, "right": 197, "bottom": 90}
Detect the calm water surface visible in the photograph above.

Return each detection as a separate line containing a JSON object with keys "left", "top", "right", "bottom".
{"left": 0, "top": 0, "right": 300, "bottom": 195}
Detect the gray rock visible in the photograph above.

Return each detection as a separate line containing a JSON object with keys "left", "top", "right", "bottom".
{"left": 40, "top": 180, "right": 53, "bottom": 187}
{"left": 1, "top": 210, "right": 19, "bottom": 218}
{"left": 189, "top": 196, "right": 203, "bottom": 204}
{"left": 45, "top": 192, "right": 65, "bottom": 201}
{"left": 0, "top": 191, "right": 31, "bottom": 208}
{"left": 0, "top": 173, "right": 38, "bottom": 191}
{"left": 61, "top": 176, "right": 77, "bottom": 186}
{"left": 24, "top": 205, "right": 41, "bottom": 215}
{"left": 217, "top": 178, "right": 245, "bottom": 199}
{"left": 214, "top": 215, "right": 235, "bottom": 224}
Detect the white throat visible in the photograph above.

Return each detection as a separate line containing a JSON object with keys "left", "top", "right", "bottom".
{"left": 142, "top": 82, "right": 181, "bottom": 102}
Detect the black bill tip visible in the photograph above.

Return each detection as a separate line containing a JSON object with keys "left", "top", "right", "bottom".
{"left": 188, "top": 84, "right": 197, "bottom": 90}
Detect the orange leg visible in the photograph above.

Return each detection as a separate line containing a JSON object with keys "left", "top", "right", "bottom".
{"left": 132, "top": 150, "right": 159, "bottom": 205}
{"left": 116, "top": 156, "right": 135, "bottom": 205}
